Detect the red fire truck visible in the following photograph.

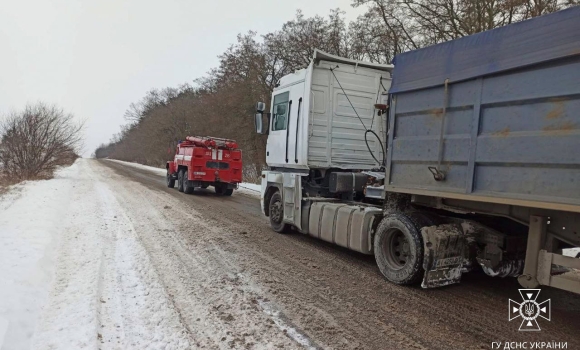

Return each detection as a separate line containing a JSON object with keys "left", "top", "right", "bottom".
{"left": 166, "top": 136, "right": 242, "bottom": 196}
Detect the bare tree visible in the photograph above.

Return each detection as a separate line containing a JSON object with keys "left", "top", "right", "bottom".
{"left": 0, "top": 103, "right": 83, "bottom": 180}
{"left": 354, "top": 0, "right": 578, "bottom": 47}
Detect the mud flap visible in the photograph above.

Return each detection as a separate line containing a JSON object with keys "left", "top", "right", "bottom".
{"left": 421, "top": 224, "right": 466, "bottom": 288}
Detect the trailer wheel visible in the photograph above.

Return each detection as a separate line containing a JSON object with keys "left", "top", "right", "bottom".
{"left": 374, "top": 213, "right": 425, "bottom": 285}
{"left": 177, "top": 170, "right": 185, "bottom": 192}
{"left": 269, "top": 191, "right": 289, "bottom": 233}
{"left": 166, "top": 170, "right": 175, "bottom": 188}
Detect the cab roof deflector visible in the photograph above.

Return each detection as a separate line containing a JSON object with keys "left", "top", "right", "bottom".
{"left": 313, "top": 49, "right": 393, "bottom": 73}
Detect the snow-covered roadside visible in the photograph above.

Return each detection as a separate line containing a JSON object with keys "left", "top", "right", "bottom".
{"left": 0, "top": 165, "right": 77, "bottom": 349}
{"left": 107, "top": 159, "right": 166, "bottom": 176}
{"left": 0, "top": 160, "right": 191, "bottom": 349}
{"left": 105, "top": 159, "right": 261, "bottom": 196}
{"left": 1, "top": 159, "right": 304, "bottom": 349}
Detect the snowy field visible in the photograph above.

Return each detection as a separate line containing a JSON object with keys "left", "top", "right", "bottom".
{"left": 0, "top": 159, "right": 298, "bottom": 350}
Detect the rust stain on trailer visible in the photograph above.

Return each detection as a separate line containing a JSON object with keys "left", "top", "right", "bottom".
{"left": 542, "top": 121, "right": 576, "bottom": 134}
{"left": 493, "top": 127, "right": 510, "bottom": 137}
{"left": 429, "top": 108, "right": 445, "bottom": 118}
{"left": 546, "top": 102, "right": 565, "bottom": 120}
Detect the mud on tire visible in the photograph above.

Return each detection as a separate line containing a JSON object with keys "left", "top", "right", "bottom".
{"left": 166, "top": 170, "right": 175, "bottom": 188}
{"left": 374, "top": 212, "right": 426, "bottom": 285}
{"left": 183, "top": 175, "right": 194, "bottom": 194}
{"left": 177, "top": 169, "right": 185, "bottom": 192}
{"left": 268, "top": 191, "right": 289, "bottom": 233}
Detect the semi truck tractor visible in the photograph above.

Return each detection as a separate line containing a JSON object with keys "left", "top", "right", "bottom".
{"left": 166, "top": 136, "right": 242, "bottom": 195}
{"left": 254, "top": 7, "right": 580, "bottom": 294}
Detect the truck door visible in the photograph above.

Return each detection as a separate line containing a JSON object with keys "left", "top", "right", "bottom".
{"left": 266, "top": 91, "right": 290, "bottom": 166}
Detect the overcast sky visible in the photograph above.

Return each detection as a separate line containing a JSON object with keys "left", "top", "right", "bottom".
{"left": 0, "top": 0, "right": 364, "bottom": 156}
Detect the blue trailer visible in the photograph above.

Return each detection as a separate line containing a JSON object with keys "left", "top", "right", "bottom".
{"left": 384, "top": 6, "right": 580, "bottom": 292}
{"left": 255, "top": 7, "right": 580, "bottom": 294}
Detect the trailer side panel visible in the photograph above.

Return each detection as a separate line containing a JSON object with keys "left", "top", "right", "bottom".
{"left": 386, "top": 8, "right": 580, "bottom": 209}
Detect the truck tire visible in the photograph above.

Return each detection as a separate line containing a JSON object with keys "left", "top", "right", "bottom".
{"left": 224, "top": 188, "right": 233, "bottom": 196}
{"left": 374, "top": 213, "right": 425, "bottom": 285}
{"left": 183, "top": 177, "right": 194, "bottom": 194}
{"left": 269, "top": 191, "right": 289, "bottom": 233}
{"left": 177, "top": 169, "right": 185, "bottom": 192}
{"left": 166, "top": 170, "right": 175, "bottom": 188}
{"left": 214, "top": 184, "right": 225, "bottom": 195}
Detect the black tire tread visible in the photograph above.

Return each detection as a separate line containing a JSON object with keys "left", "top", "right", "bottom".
{"left": 183, "top": 176, "right": 194, "bottom": 194}
{"left": 177, "top": 169, "right": 184, "bottom": 192}
{"left": 269, "top": 191, "right": 289, "bottom": 233}
{"left": 166, "top": 170, "right": 175, "bottom": 188}
{"left": 374, "top": 212, "right": 426, "bottom": 285}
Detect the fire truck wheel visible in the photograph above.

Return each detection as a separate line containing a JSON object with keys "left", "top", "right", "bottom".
{"left": 269, "top": 191, "right": 289, "bottom": 233}
{"left": 166, "top": 170, "right": 175, "bottom": 188}
{"left": 177, "top": 170, "right": 185, "bottom": 192}
{"left": 183, "top": 178, "right": 194, "bottom": 194}
{"left": 214, "top": 185, "right": 225, "bottom": 195}
{"left": 373, "top": 213, "right": 424, "bottom": 285}
{"left": 224, "top": 188, "right": 233, "bottom": 196}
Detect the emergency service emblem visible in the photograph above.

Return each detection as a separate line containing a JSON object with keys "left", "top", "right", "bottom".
{"left": 509, "top": 289, "right": 551, "bottom": 331}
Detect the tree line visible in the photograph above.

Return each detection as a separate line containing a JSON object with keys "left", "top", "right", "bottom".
{"left": 94, "top": 0, "right": 577, "bottom": 182}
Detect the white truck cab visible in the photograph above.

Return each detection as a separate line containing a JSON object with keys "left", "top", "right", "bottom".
{"left": 257, "top": 50, "right": 393, "bottom": 172}
{"left": 254, "top": 50, "right": 393, "bottom": 251}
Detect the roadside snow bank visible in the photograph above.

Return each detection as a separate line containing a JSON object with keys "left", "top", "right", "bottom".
{"left": 107, "top": 159, "right": 165, "bottom": 176}
{"left": 0, "top": 163, "right": 77, "bottom": 350}
{"left": 239, "top": 183, "right": 260, "bottom": 192}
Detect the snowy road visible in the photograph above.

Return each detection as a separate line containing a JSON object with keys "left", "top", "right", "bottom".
{"left": 1, "top": 159, "right": 580, "bottom": 349}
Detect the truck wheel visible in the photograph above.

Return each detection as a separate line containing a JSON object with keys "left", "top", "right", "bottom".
{"left": 374, "top": 213, "right": 424, "bottom": 285}
{"left": 269, "top": 191, "right": 289, "bottom": 233}
{"left": 177, "top": 170, "right": 184, "bottom": 192}
{"left": 224, "top": 188, "right": 233, "bottom": 196}
{"left": 166, "top": 170, "right": 175, "bottom": 188}
{"left": 183, "top": 177, "right": 194, "bottom": 194}
{"left": 215, "top": 184, "right": 225, "bottom": 195}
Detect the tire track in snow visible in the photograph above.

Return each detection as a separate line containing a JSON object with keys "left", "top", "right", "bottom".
{"left": 96, "top": 161, "right": 311, "bottom": 349}
{"left": 32, "top": 161, "right": 192, "bottom": 349}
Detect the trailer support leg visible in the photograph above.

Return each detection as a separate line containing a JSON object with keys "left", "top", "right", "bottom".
{"left": 517, "top": 215, "right": 547, "bottom": 289}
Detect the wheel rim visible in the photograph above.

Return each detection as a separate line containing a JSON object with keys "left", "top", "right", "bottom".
{"left": 382, "top": 228, "right": 411, "bottom": 270}
{"left": 270, "top": 199, "right": 283, "bottom": 224}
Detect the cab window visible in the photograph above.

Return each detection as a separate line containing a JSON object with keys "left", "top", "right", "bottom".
{"left": 272, "top": 92, "right": 289, "bottom": 131}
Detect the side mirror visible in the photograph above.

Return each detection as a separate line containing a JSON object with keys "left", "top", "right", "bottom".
{"left": 255, "top": 112, "right": 270, "bottom": 135}
{"left": 255, "top": 113, "right": 264, "bottom": 134}
{"left": 255, "top": 102, "right": 269, "bottom": 134}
